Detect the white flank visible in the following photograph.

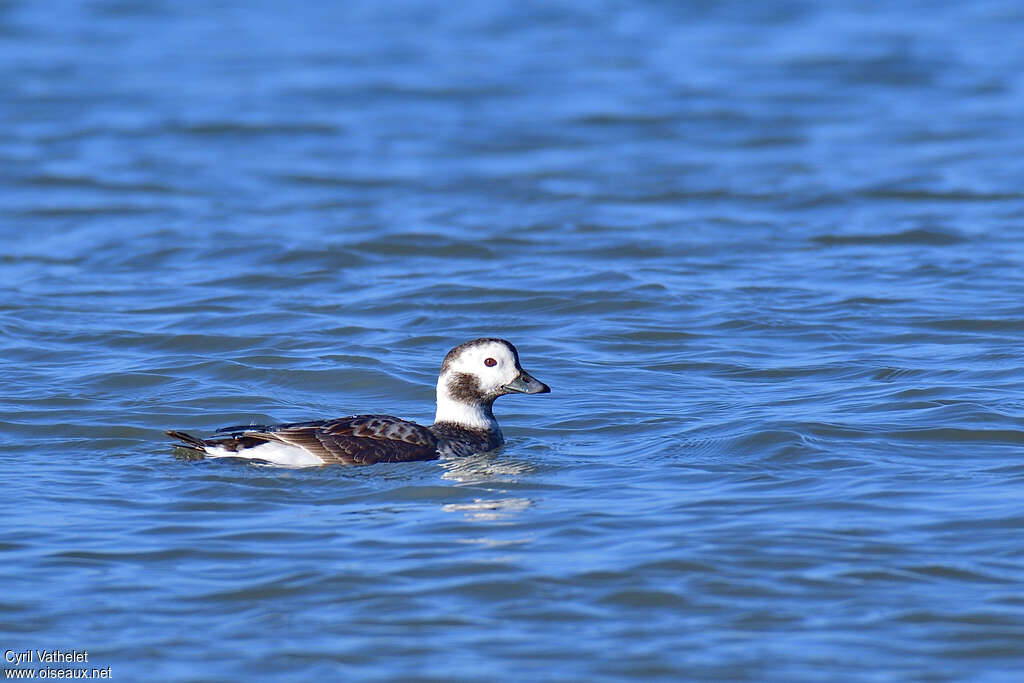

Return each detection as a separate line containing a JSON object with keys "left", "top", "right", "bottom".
{"left": 204, "top": 441, "right": 324, "bottom": 467}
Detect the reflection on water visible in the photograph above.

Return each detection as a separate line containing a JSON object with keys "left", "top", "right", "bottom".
{"left": 443, "top": 497, "right": 534, "bottom": 522}
{"left": 441, "top": 452, "right": 535, "bottom": 523}
{"left": 439, "top": 451, "right": 537, "bottom": 484}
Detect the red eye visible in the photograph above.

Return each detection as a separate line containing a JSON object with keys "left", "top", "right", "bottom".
{"left": 484, "top": 358, "right": 497, "bottom": 367}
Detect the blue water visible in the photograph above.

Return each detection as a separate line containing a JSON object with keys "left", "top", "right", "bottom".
{"left": 3, "top": 1, "right": 1024, "bottom": 680}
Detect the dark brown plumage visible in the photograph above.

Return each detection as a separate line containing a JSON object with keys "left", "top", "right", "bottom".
{"left": 166, "top": 415, "right": 439, "bottom": 465}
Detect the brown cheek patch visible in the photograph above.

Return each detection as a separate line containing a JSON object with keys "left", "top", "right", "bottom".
{"left": 447, "top": 372, "right": 484, "bottom": 402}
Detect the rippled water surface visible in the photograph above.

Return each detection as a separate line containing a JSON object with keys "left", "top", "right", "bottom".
{"left": 4, "top": 1, "right": 1024, "bottom": 680}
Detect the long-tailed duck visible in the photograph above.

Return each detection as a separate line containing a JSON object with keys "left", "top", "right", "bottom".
{"left": 166, "top": 338, "right": 550, "bottom": 466}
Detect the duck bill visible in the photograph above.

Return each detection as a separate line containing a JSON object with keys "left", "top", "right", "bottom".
{"left": 502, "top": 370, "right": 550, "bottom": 394}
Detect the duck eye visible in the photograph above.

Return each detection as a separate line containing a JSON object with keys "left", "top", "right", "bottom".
{"left": 484, "top": 358, "right": 497, "bottom": 367}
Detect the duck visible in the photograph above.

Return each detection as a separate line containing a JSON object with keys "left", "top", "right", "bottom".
{"left": 165, "top": 338, "right": 550, "bottom": 466}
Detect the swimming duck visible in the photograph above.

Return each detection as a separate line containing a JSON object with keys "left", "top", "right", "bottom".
{"left": 165, "top": 338, "right": 550, "bottom": 466}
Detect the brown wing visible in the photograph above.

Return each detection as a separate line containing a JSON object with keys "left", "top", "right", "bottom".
{"left": 248, "top": 414, "right": 439, "bottom": 466}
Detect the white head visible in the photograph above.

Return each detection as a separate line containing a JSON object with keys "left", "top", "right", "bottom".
{"left": 433, "top": 338, "right": 550, "bottom": 431}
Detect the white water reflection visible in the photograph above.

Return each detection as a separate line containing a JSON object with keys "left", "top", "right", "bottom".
{"left": 442, "top": 497, "right": 533, "bottom": 522}
{"left": 439, "top": 451, "right": 536, "bottom": 484}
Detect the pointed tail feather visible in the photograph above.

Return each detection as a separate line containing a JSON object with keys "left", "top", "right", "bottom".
{"left": 166, "top": 429, "right": 208, "bottom": 452}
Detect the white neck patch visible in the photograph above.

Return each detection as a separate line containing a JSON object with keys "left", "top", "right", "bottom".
{"left": 434, "top": 385, "right": 498, "bottom": 431}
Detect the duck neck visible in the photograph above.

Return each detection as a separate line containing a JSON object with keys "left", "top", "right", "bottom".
{"left": 433, "top": 387, "right": 499, "bottom": 434}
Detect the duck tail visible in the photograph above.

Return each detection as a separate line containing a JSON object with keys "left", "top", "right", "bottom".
{"left": 165, "top": 429, "right": 208, "bottom": 453}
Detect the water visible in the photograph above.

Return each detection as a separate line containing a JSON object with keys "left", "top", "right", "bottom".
{"left": 3, "top": 1, "right": 1024, "bottom": 680}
